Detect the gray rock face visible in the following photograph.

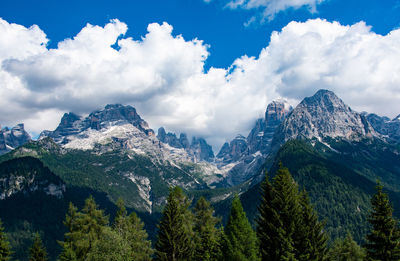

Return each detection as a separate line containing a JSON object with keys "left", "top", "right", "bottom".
{"left": 157, "top": 127, "right": 183, "bottom": 148}
{"left": 272, "top": 89, "right": 376, "bottom": 148}
{"left": 40, "top": 104, "right": 155, "bottom": 143}
{"left": 216, "top": 100, "right": 292, "bottom": 185}
{"left": 0, "top": 124, "right": 31, "bottom": 155}
{"left": 157, "top": 127, "right": 214, "bottom": 162}
{"left": 190, "top": 137, "right": 214, "bottom": 162}
{"left": 217, "top": 100, "right": 292, "bottom": 164}
{"left": 365, "top": 113, "right": 400, "bottom": 144}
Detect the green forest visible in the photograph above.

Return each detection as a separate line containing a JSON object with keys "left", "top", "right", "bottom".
{"left": 1, "top": 164, "right": 399, "bottom": 261}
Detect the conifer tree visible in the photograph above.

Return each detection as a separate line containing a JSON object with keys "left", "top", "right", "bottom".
{"left": 223, "top": 194, "right": 260, "bottom": 261}
{"left": 29, "top": 233, "right": 48, "bottom": 261}
{"left": 269, "top": 165, "right": 301, "bottom": 261}
{"left": 293, "top": 191, "right": 327, "bottom": 260}
{"left": 0, "top": 219, "right": 12, "bottom": 261}
{"left": 86, "top": 227, "right": 131, "bottom": 261}
{"left": 155, "top": 186, "right": 194, "bottom": 261}
{"left": 192, "top": 197, "right": 222, "bottom": 261}
{"left": 256, "top": 172, "right": 283, "bottom": 261}
{"left": 365, "top": 182, "right": 400, "bottom": 260}
{"left": 113, "top": 198, "right": 153, "bottom": 261}
{"left": 328, "top": 232, "right": 365, "bottom": 261}
{"left": 256, "top": 166, "right": 327, "bottom": 261}
{"left": 58, "top": 197, "right": 108, "bottom": 261}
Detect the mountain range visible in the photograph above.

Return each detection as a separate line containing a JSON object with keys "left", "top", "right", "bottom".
{"left": 1, "top": 89, "right": 400, "bottom": 260}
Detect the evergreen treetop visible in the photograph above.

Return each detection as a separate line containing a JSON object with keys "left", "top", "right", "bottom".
{"left": 223, "top": 194, "right": 260, "bottom": 261}
{"left": 365, "top": 182, "right": 400, "bottom": 261}
{"left": 29, "top": 233, "right": 48, "bottom": 261}
{"left": 192, "top": 197, "right": 222, "bottom": 261}
{"left": 155, "top": 186, "right": 194, "bottom": 261}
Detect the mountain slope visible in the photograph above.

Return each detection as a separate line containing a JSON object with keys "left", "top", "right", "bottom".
{"left": 242, "top": 139, "right": 400, "bottom": 243}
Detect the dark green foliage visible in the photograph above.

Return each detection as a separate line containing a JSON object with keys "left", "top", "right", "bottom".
{"left": 256, "top": 166, "right": 327, "bottom": 261}
{"left": 85, "top": 227, "right": 131, "bottom": 261}
{"left": 256, "top": 172, "right": 281, "bottom": 260}
{"left": 365, "top": 182, "right": 400, "bottom": 260}
{"left": 328, "top": 232, "right": 365, "bottom": 261}
{"left": 223, "top": 195, "right": 260, "bottom": 261}
{"left": 243, "top": 140, "right": 392, "bottom": 243}
{"left": 155, "top": 187, "right": 194, "bottom": 261}
{"left": 29, "top": 233, "right": 48, "bottom": 261}
{"left": 192, "top": 197, "right": 222, "bottom": 261}
{"left": 112, "top": 199, "right": 153, "bottom": 260}
{"left": 58, "top": 197, "right": 109, "bottom": 261}
{"left": 294, "top": 191, "right": 327, "bottom": 260}
{"left": 0, "top": 219, "right": 11, "bottom": 261}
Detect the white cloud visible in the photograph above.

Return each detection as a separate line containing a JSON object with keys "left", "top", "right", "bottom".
{"left": 226, "top": 0, "right": 325, "bottom": 22}
{"left": 1, "top": 18, "right": 400, "bottom": 151}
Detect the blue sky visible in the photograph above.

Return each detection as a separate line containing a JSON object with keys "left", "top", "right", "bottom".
{"left": 2, "top": 0, "right": 399, "bottom": 68}
{"left": 1, "top": 0, "right": 400, "bottom": 148}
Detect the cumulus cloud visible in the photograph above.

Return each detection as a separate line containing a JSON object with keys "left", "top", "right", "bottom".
{"left": 1, "top": 17, "right": 400, "bottom": 150}
{"left": 226, "top": 0, "right": 325, "bottom": 22}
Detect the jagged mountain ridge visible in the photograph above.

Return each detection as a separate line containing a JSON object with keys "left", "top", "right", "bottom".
{"left": 0, "top": 124, "right": 31, "bottom": 155}
{"left": 364, "top": 112, "right": 400, "bottom": 144}
{"left": 157, "top": 127, "right": 214, "bottom": 162}
{"left": 215, "top": 99, "right": 292, "bottom": 186}
{"left": 271, "top": 89, "right": 378, "bottom": 150}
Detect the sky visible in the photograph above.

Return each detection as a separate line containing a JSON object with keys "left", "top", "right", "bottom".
{"left": 1, "top": 0, "right": 400, "bottom": 150}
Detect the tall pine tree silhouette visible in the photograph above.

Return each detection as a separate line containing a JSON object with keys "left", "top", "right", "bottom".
{"left": 192, "top": 197, "right": 222, "bottom": 261}
{"left": 29, "top": 233, "right": 48, "bottom": 261}
{"left": 113, "top": 198, "right": 153, "bottom": 260}
{"left": 365, "top": 182, "right": 400, "bottom": 260}
{"left": 256, "top": 165, "right": 327, "bottom": 260}
{"left": 155, "top": 187, "right": 194, "bottom": 261}
{"left": 223, "top": 194, "right": 260, "bottom": 261}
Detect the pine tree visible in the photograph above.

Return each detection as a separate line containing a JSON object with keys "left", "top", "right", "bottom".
{"left": 29, "top": 233, "right": 48, "bottom": 261}
{"left": 365, "top": 182, "right": 400, "bottom": 260}
{"left": 256, "top": 171, "right": 283, "bottom": 261}
{"left": 0, "top": 219, "right": 12, "bottom": 261}
{"left": 293, "top": 191, "right": 327, "bottom": 260}
{"left": 192, "top": 197, "right": 222, "bottom": 261}
{"left": 256, "top": 165, "right": 327, "bottom": 261}
{"left": 86, "top": 227, "right": 131, "bottom": 261}
{"left": 58, "top": 197, "right": 109, "bottom": 261}
{"left": 328, "top": 232, "right": 365, "bottom": 261}
{"left": 223, "top": 194, "right": 260, "bottom": 261}
{"left": 155, "top": 186, "right": 194, "bottom": 261}
{"left": 269, "top": 165, "right": 301, "bottom": 261}
{"left": 113, "top": 198, "right": 153, "bottom": 260}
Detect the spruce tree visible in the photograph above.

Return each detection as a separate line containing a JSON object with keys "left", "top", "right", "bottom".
{"left": 192, "top": 197, "right": 222, "bottom": 261}
{"left": 58, "top": 197, "right": 108, "bottom": 261}
{"left": 29, "top": 233, "right": 48, "bottom": 261}
{"left": 113, "top": 198, "right": 153, "bottom": 260}
{"left": 328, "top": 232, "right": 365, "bottom": 261}
{"left": 256, "top": 165, "right": 327, "bottom": 261}
{"left": 0, "top": 219, "right": 11, "bottom": 261}
{"left": 223, "top": 194, "right": 260, "bottom": 261}
{"left": 155, "top": 186, "right": 194, "bottom": 261}
{"left": 86, "top": 227, "right": 131, "bottom": 261}
{"left": 256, "top": 172, "right": 283, "bottom": 261}
{"left": 269, "top": 165, "right": 301, "bottom": 261}
{"left": 293, "top": 191, "right": 327, "bottom": 260}
{"left": 365, "top": 182, "right": 400, "bottom": 260}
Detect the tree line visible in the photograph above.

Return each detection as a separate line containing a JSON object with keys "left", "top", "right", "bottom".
{"left": 1, "top": 164, "right": 400, "bottom": 260}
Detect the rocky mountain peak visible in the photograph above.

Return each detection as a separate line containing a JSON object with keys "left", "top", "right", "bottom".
{"left": 265, "top": 100, "right": 292, "bottom": 123}
{"left": 0, "top": 123, "right": 32, "bottom": 154}
{"left": 273, "top": 89, "right": 377, "bottom": 146}
{"left": 84, "top": 104, "right": 153, "bottom": 134}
